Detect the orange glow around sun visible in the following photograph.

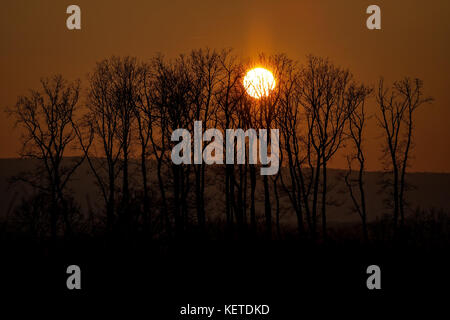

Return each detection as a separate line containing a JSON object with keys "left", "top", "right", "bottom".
{"left": 243, "top": 67, "right": 276, "bottom": 99}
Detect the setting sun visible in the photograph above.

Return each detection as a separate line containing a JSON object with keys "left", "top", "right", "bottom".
{"left": 243, "top": 67, "right": 276, "bottom": 99}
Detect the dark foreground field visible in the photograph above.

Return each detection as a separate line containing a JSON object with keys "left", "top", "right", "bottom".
{"left": 1, "top": 233, "right": 448, "bottom": 317}
{"left": 0, "top": 157, "right": 449, "bottom": 316}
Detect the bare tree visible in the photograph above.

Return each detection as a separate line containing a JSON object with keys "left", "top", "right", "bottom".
{"left": 344, "top": 84, "right": 372, "bottom": 243}
{"left": 244, "top": 54, "right": 291, "bottom": 239}
{"left": 7, "top": 75, "right": 84, "bottom": 240}
{"left": 134, "top": 62, "right": 154, "bottom": 233}
{"left": 188, "top": 48, "right": 221, "bottom": 234}
{"left": 108, "top": 57, "right": 142, "bottom": 227}
{"left": 298, "top": 56, "right": 349, "bottom": 240}
{"left": 80, "top": 56, "right": 146, "bottom": 234}
{"left": 376, "top": 77, "right": 432, "bottom": 231}
{"left": 298, "top": 56, "right": 368, "bottom": 241}
{"left": 151, "top": 55, "right": 194, "bottom": 237}
{"left": 277, "top": 60, "right": 311, "bottom": 237}
{"left": 215, "top": 50, "right": 246, "bottom": 234}
{"left": 83, "top": 59, "right": 123, "bottom": 233}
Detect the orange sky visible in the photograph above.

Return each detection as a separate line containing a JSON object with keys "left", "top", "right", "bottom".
{"left": 1, "top": 0, "right": 449, "bottom": 172}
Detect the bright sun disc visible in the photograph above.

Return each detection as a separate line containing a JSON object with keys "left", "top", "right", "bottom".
{"left": 243, "top": 67, "right": 276, "bottom": 99}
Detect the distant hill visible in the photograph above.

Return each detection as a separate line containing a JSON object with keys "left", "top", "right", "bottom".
{"left": 1, "top": 158, "right": 449, "bottom": 228}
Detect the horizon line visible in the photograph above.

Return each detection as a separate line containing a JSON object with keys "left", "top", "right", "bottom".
{"left": 0, "top": 156, "right": 448, "bottom": 175}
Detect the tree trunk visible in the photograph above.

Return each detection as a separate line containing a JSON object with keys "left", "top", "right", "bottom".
{"left": 311, "top": 158, "right": 321, "bottom": 242}
{"left": 107, "top": 165, "right": 115, "bottom": 233}
{"left": 273, "top": 177, "right": 281, "bottom": 239}
{"left": 250, "top": 165, "right": 257, "bottom": 234}
{"left": 263, "top": 174, "right": 272, "bottom": 239}
{"left": 321, "top": 155, "right": 327, "bottom": 241}
{"left": 358, "top": 161, "right": 368, "bottom": 243}
{"left": 141, "top": 149, "right": 150, "bottom": 233}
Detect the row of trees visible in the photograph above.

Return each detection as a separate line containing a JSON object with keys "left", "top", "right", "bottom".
{"left": 6, "top": 49, "right": 432, "bottom": 242}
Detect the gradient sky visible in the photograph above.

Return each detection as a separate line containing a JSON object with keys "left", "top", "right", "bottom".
{"left": 1, "top": 0, "right": 449, "bottom": 172}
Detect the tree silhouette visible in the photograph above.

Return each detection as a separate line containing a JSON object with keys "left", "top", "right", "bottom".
{"left": 377, "top": 77, "right": 433, "bottom": 233}
{"left": 344, "top": 84, "right": 372, "bottom": 243}
{"left": 215, "top": 50, "right": 247, "bottom": 235}
{"left": 3, "top": 49, "right": 438, "bottom": 247}
{"left": 297, "top": 56, "right": 365, "bottom": 240}
{"left": 7, "top": 75, "right": 84, "bottom": 240}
